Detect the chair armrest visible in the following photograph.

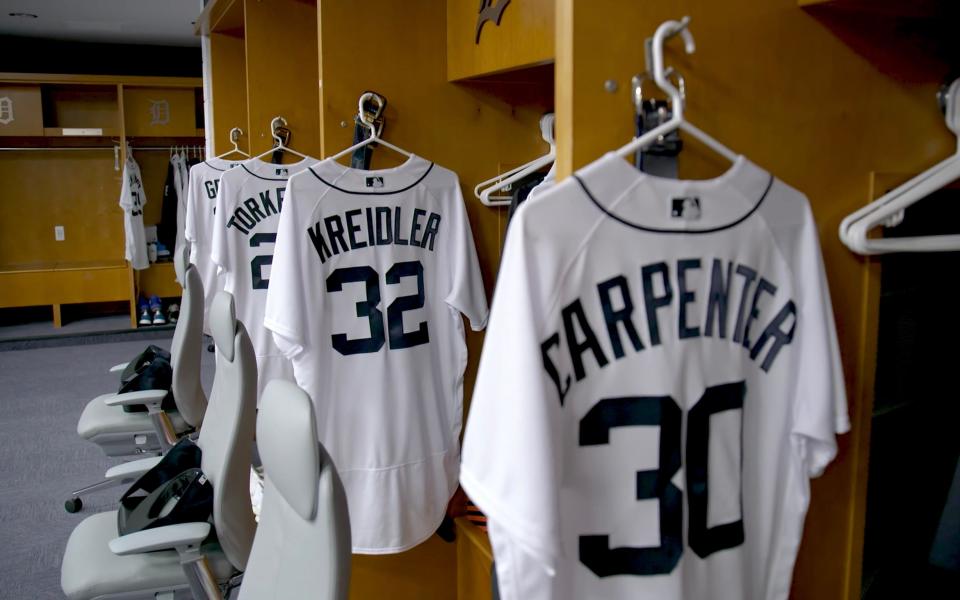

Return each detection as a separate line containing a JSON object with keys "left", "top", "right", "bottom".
{"left": 109, "top": 362, "right": 130, "bottom": 374}
{"left": 103, "top": 389, "right": 167, "bottom": 408}
{"left": 109, "top": 522, "right": 211, "bottom": 555}
{"left": 104, "top": 456, "right": 163, "bottom": 481}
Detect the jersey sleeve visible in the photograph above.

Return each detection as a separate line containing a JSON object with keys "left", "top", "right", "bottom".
{"left": 118, "top": 162, "right": 133, "bottom": 211}
{"left": 790, "top": 202, "right": 850, "bottom": 478}
{"left": 184, "top": 170, "right": 199, "bottom": 262}
{"left": 460, "top": 209, "right": 562, "bottom": 575}
{"left": 210, "top": 171, "right": 232, "bottom": 276}
{"left": 264, "top": 177, "right": 310, "bottom": 359}
{"left": 441, "top": 181, "right": 489, "bottom": 330}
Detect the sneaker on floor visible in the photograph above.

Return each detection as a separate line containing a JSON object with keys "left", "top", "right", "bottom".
{"left": 138, "top": 301, "right": 152, "bottom": 326}
{"left": 167, "top": 303, "right": 179, "bottom": 324}
{"left": 152, "top": 307, "right": 166, "bottom": 326}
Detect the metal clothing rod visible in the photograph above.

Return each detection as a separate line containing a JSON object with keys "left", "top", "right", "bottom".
{"left": 0, "top": 146, "right": 116, "bottom": 151}
{"left": 128, "top": 147, "right": 180, "bottom": 151}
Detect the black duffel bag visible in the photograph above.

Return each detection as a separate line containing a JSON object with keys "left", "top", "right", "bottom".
{"left": 117, "top": 438, "right": 213, "bottom": 537}
{"left": 118, "top": 344, "right": 176, "bottom": 413}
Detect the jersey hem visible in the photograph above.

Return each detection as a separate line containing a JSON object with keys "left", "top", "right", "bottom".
{"left": 459, "top": 466, "right": 558, "bottom": 573}
{"left": 349, "top": 506, "right": 448, "bottom": 555}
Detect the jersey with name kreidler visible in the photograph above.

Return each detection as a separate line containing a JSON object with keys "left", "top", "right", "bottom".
{"left": 264, "top": 156, "right": 488, "bottom": 554}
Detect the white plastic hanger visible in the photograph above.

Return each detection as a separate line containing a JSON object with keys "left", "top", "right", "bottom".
{"left": 475, "top": 113, "right": 556, "bottom": 207}
{"left": 328, "top": 92, "right": 413, "bottom": 162}
{"left": 839, "top": 78, "right": 960, "bottom": 254}
{"left": 251, "top": 116, "right": 313, "bottom": 161}
{"left": 615, "top": 17, "right": 739, "bottom": 166}
{"left": 216, "top": 127, "right": 250, "bottom": 160}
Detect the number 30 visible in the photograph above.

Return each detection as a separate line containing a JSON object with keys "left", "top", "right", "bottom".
{"left": 578, "top": 381, "right": 746, "bottom": 577}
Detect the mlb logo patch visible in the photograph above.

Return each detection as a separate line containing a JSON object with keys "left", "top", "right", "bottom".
{"left": 671, "top": 196, "right": 702, "bottom": 220}
{"left": 366, "top": 176, "right": 385, "bottom": 188}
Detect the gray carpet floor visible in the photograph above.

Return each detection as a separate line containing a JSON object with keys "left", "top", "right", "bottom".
{"left": 0, "top": 336, "right": 214, "bottom": 599}
{"left": 0, "top": 315, "right": 134, "bottom": 342}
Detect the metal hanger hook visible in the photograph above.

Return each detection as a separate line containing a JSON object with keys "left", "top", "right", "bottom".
{"left": 651, "top": 16, "right": 695, "bottom": 119}
{"left": 357, "top": 92, "right": 385, "bottom": 135}
{"left": 270, "top": 116, "right": 287, "bottom": 145}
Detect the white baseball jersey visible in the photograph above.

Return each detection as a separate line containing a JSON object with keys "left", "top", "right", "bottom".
{"left": 461, "top": 153, "right": 849, "bottom": 600}
{"left": 119, "top": 153, "right": 149, "bottom": 271}
{"left": 211, "top": 157, "right": 315, "bottom": 400}
{"left": 264, "top": 155, "right": 488, "bottom": 553}
{"left": 184, "top": 158, "right": 241, "bottom": 335}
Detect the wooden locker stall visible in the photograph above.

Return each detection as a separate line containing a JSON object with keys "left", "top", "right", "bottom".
{"left": 555, "top": 1, "right": 954, "bottom": 599}
{"left": 0, "top": 73, "right": 203, "bottom": 327}
{"left": 196, "top": 0, "right": 954, "bottom": 598}
{"left": 317, "top": 1, "right": 553, "bottom": 597}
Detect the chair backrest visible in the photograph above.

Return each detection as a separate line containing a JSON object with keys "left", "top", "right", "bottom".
{"left": 200, "top": 291, "right": 258, "bottom": 572}
{"left": 238, "top": 379, "right": 351, "bottom": 600}
{"left": 169, "top": 245, "right": 207, "bottom": 428}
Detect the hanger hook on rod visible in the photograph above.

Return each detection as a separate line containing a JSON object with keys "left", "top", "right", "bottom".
{"left": 270, "top": 116, "right": 287, "bottom": 145}
{"left": 650, "top": 16, "right": 695, "bottom": 120}
{"left": 357, "top": 92, "right": 386, "bottom": 137}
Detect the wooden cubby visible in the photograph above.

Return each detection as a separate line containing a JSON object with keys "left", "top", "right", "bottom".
{"left": 0, "top": 73, "right": 204, "bottom": 328}
{"left": 196, "top": 1, "right": 958, "bottom": 599}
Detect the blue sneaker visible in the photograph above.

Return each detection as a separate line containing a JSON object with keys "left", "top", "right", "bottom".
{"left": 149, "top": 296, "right": 166, "bottom": 325}
{"left": 138, "top": 300, "right": 151, "bottom": 326}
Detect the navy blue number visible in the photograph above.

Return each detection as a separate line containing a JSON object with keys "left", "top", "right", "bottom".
{"left": 326, "top": 260, "right": 428, "bottom": 355}
{"left": 579, "top": 396, "right": 683, "bottom": 577}
{"left": 325, "top": 266, "right": 385, "bottom": 355}
{"left": 386, "top": 261, "right": 429, "bottom": 350}
{"left": 249, "top": 233, "right": 277, "bottom": 290}
{"left": 578, "top": 382, "right": 745, "bottom": 577}
{"left": 686, "top": 381, "right": 745, "bottom": 559}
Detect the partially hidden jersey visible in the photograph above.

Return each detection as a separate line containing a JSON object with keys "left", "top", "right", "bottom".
{"left": 461, "top": 153, "right": 849, "bottom": 600}
{"left": 211, "top": 157, "right": 315, "bottom": 400}
{"left": 119, "top": 154, "right": 149, "bottom": 271}
{"left": 185, "top": 158, "right": 241, "bottom": 335}
{"left": 264, "top": 156, "right": 488, "bottom": 554}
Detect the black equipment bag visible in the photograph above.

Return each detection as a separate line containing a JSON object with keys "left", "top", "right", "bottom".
{"left": 117, "top": 438, "right": 213, "bottom": 537}
{"left": 118, "top": 344, "right": 176, "bottom": 413}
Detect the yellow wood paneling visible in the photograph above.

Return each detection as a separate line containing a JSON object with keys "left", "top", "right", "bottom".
{"left": 0, "top": 261, "right": 131, "bottom": 308}
{"left": 209, "top": 33, "right": 249, "bottom": 155}
{"left": 138, "top": 262, "right": 182, "bottom": 299}
{"left": 244, "top": 0, "right": 320, "bottom": 158}
{"left": 123, "top": 87, "right": 200, "bottom": 137}
{"left": 42, "top": 85, "right": 120, "bottom": 130}
{"left": 555, "top": 1, "right": 953, "bottom": 598}
{"left": 455, "top": 519, "right": 493, "bottom": 600}
{"left": 0, "top": 73, "right": 201, "bottom": 87}
{"left": 0, "top": 86, "right": 43, "bottom": 136}
{"left": 0, "top": 151, "right": 123, "bottom": 265}
{"left": 197, "top": 0, "right": 245, "bottom": 36}
{"left": 349, "top": 535, "right": 458, "bottom": 600}
{"left": 447, "top": 0, "right": 554, "bottom": 81}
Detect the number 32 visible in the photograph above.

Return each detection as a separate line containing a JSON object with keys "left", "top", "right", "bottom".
{"left": 325, "top": 260, "right": 429, "bottom": 355}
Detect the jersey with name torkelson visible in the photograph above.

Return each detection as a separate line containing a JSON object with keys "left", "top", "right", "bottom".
{"left": 265, "top": 155, "right": 488, "bottom": 554}
{"left": 211, "top": 157, "right": 315, "bottom": 401}
{"left": 460, "top": 153, "right": 849, "bottom": 600}
{"left": 184, "top": 157, "right": 240, "bottom": 335}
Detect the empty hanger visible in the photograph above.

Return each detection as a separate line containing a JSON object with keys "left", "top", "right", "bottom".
{"left": 615, "top": 17, "right": 739, "bottom": 166}
{"left": 328, "top": 92, "right": 414, "bottom": 163}
{"left": 216, "top": 127, "right": 250, "bottom": 161}
{"left": 840, "top": 78, "right": 960, "bottom": 254}
{"left": 251, "top": 116, "right": 312, "bottom": 161}
{"left": 475, "top": 113, "right": 556, "bottom": 207}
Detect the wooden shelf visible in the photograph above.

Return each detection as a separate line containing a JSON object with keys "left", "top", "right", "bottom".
{"left": 138, "top": 262, "right": 182, "bottom": 299}
{"left": 43, "top": 127, "right": 120, "bottom": 137}
{"left": 799, "top": 0, "right": 951, "bottom": 18}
